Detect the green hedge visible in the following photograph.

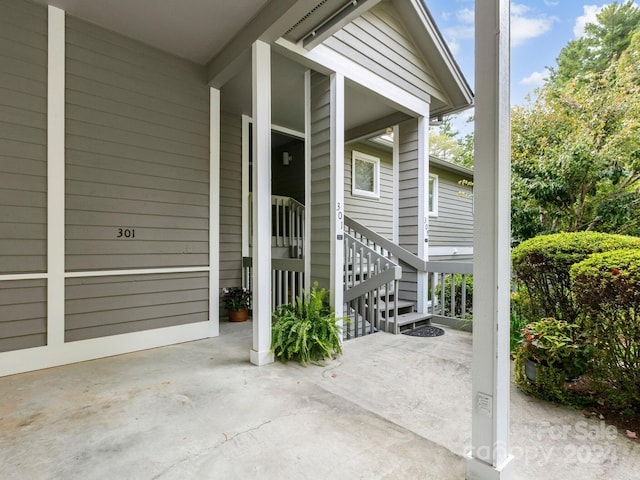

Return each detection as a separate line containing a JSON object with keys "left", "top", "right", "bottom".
{"left": 511, "top": 232, "right": 640, "bottom": 322}
{"left": 570, "top": 248, "right": 640, "bottom": 409}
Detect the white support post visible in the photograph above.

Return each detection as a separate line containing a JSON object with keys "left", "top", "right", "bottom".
{"left": 250, "top": 40, "right": 274, "bottom": 366}
{"left": 467, "top": 1, "right": 513, "bottom": 479}
{"left": 392, "top": 125, "right": 400, "bottom": 244}
{"left": 416, "top": 115, "right": 429, "bottom": 313}
{"left": 330, "top": 73, "right": 345, "bottom": 328}
{"left": 209, "top": 88, "right": 221, "bottom": 338}
{"left": 304, "top": 71, "right": 312, "bottom": 291}
{"left": 47, "top": 6, "right": 65, "bottom": 347}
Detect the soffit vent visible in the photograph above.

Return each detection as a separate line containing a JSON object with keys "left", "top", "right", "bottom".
{"left": 284, "top": 0, "right": 365, "bottom": 47}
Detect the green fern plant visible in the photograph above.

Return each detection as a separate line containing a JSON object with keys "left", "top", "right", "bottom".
{"left": 271, "top": 283, "right": 343, "bottom": 365}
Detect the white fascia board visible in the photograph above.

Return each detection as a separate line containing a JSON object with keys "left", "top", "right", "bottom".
{"left": 275, "top": 38, "right": 430, "bottom": 117}
{"left": 400, "top": 0, "right": 473, "bottom": 106}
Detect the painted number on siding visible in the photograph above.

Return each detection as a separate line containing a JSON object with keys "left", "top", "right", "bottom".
{"left": 117, "top": 228, "right": 136, "bottom": 239}
{"left": 336, "top": 202, "right": 344, "bottom": 239}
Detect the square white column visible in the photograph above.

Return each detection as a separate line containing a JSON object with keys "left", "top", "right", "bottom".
{"left": 250, "top": 40, "right": 274, "bottom": 366}
{"left": 467, "top": 0, "right": 513, "bottom": 478}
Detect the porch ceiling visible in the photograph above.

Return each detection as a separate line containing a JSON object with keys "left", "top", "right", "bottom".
{"left": 221, "top": 52, "right": 400, "bottom": 134}
{"left": 34, "top": 0, "right": 269, "bottom": 64}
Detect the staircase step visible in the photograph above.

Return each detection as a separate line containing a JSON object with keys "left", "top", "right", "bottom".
{"left": 377, "top": 300, "right": 414, "bottom": 313}
{"left": 396, "top": 312, "right": 432, "bottom": 327}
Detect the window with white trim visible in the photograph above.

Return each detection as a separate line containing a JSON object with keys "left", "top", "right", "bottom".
{"left": 428, "top": 174, "right": 439, "bottom": 216}
{"left": 352, "top": 151, "right": 380, "bottom": 199}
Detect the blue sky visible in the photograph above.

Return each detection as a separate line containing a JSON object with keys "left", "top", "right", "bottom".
{"left": 426, "top": 1, "right": 632, "bottom": 124}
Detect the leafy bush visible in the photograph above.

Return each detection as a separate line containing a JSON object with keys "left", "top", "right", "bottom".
{"left": 271, "top": 283, "right": 343, "bottom": 365}
{"left": 514, "top": 318, "right": 589, "bottom": 403}
{"left": 571, "top": 248, "right": 640, "bottom": 409}
{"left": 511, "top": 232, "right": 640, "bottom": 322}
{"left": 434, "top": 274, "right": 473, "bottom": 318}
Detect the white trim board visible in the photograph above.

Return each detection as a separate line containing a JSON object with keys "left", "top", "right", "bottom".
{"left": 0, "top": 322, "right": 212, "bottom": 377}
{"left": 47, "top": 6, "right": 66, "bottom": 348}
{"left": 429, "top": 246, "right": 473, "bottom": 257}
{"left": 276, "top": 38, "right": 431, "bottom": 118}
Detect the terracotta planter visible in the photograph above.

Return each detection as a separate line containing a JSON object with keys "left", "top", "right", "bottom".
{"left": 228, "top": 307, "right": 249, "bottom": 322}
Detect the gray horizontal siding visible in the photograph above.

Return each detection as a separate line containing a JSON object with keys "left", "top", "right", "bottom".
{"left": 65, "top": 272, "right": 208, "bottom": 342}
{"left": 344, "top": 143, "right": 393, "bottom": 240}
{"left": 310, "top": 72, "right": 332, "bottom": 289}
{"left": 64, "top": 16, "right": 210, "bottom": 272}
{"left": 219, "top": 112, "right": 243, "bottom": 299}
{"left": 0, "top": 279, "right": 46, "bottom": 352}
{"left": 323, "top": 2, "right": 440, "bottom": 104}
{"left": 429, "top": 169, "right": 473, "bottom": 248}
{"left": 0, "top": 0, "right": 47, "bottom": 274}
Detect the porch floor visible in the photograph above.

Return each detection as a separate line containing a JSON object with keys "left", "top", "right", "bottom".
{"left": 2, "top": 321, "right": 639, "bottom": 479}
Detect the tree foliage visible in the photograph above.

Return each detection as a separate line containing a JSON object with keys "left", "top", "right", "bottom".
{"left": 511, "top": 2, "right": 640, "bottom": 243}
{"left": 551, "top": 1, "right": 640, "bottom": 88}
{"left": 429, "top": 116, "right": 474, "bottom": 169}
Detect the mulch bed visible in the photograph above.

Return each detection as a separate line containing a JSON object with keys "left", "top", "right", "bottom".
{"left": 402, "top": 325, "right": 445, "bottom": 337}
{"left": 566, "top": 376, "right": 640, "bottom": 442}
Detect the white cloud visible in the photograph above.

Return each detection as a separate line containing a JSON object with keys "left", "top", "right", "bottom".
{"left": 447, "top": 39, "right": 461, "bottom": 56}
{"left": 573, "top": 5, "right": 603, "bottom": 38}
{"left": 520, "top": 70, "right": 549, "bottom": 86}
{"left": 510, "top": 3, "right": 556, "bottom": 47}
{"left": 543, "top": 0, "right": 559, "bottom": 6}
{"left": 456, "top": 8, "right": 474, "bottom": 24}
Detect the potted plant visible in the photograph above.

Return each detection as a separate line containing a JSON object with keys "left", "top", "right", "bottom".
{"left": 518, "top": 317, "right": 586, "bottom": 380}
{"left": 271, "top": 283, "right": 343, "bottom": 365}
{"left": 222, "top": 287, "right": 251, "bottom": 322}
{"left": 515, "top": 317, "right": 590, "bottom": 403}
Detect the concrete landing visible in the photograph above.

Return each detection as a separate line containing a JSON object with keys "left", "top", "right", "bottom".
{"left": 1, "top": 321, "right": 639, "bottom": 479}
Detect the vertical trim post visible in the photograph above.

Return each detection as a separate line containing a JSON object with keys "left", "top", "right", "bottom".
{"left": 250, "top": 40, "right": 274, "bottom": 366}
{"left": 304, "top": 71, "right": 312, "bottom": 290}
{"left": 416, "top": 114, "right": 429, "bottom": 312}
{"left": 467, "top": 0, "right": 513, "bottom": 478}
{"left": 209, "top": 88, "right": 221, "bottom": 337}
{"left": 47, "top": 6, "right": 65, "bottom": 346}
{"left": 330, "top": 73, "right": 345, "bottom": 327}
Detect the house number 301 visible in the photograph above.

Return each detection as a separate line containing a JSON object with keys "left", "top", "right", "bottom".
{"left": 117, "top": 228, "right": 135, "bottom": 238}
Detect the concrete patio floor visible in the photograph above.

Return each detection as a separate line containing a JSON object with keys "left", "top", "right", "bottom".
{"left": 2, "top": 321, "right": 640, "bottom": 479}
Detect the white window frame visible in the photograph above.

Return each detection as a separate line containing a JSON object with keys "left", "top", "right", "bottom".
{"left": 351, "top": 150, "right": 380, "bottom": 199}
{"left": 428, "top": 174, "right": 439, "bottom": 217}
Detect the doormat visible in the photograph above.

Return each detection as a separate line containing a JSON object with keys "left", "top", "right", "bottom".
{"left": 402, "top": 325, "right": 445, "bottom": 337}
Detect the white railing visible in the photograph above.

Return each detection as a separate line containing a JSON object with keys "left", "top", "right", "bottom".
{"left": 426, "top": 261, "right": 474, "bottom": 331}
{"left": 345, "top": 216, "right": 474, "bottom": 333}
{"left": 344, "top": 232, "right": 402, "bottom": 337}
{"left": 242, "top": 257, "right": 305, "bottom": 311}
{"left": 248, "top": 194, "right": 305, "bottom": 255}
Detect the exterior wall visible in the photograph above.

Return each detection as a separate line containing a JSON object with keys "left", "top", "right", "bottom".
{"left": 397, "top": 119, "right": 420, "bottom": 303}
{"left": 0, "top": 0, "right": 47, "bottom": 274}
{"left": 63, "top": 16, "right": 210, "bottom": 337}
{"left": 0, "top": 279, "right": 46, "bottom": 352}
{"left": 429, "top": 167, "right": 473, "bottom": 261}
{"left": 219, "top": 112, "right": 243, "bottom": 290}
{"left": 0, "top": 0, "right": 48, "bottom": 352}
{"left": 65, "top": 272, "right": 208, "bottom": 342}
{"left": 0, "top": 2, "right": 215, "bottom": 374}
{"left": 65, "top": 16, "right": 209, "bottom": 271}
{"left": 309, "top": 72, "right": 332, "bottom": 288}
{"left": 323, "top": 1, "right": 441, "bottom": 105}
{"left": 344, "top": 142, "right": 393, "bottom": 240}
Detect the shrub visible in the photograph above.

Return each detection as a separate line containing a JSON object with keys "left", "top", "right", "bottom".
{"left": 511, "top": 232, "right": 640, "bottom": 322}
{"left": 271, "top": 283, "right": 343, "bottom": 365}
{"left": 514, "top": 317, "right": 589, "bottom": 403}
{"left": 571, "top": 248, "right": 640, "bottom": 409}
